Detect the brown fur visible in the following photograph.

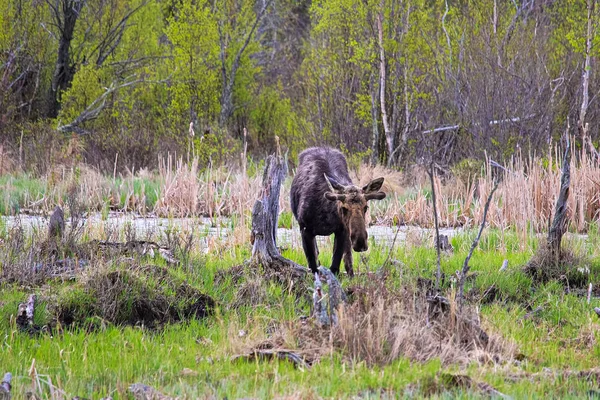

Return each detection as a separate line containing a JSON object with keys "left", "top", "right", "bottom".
{"left": 290, "top": 147, "right": 386, "bottom": 276}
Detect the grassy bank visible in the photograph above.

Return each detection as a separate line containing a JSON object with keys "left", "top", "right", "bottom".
{"left": 2, "top": 224, "right": 600, "bottom": 398}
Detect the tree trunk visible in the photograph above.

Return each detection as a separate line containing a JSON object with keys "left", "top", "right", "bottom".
{"left": 250, "top": 154, "right": 307, "bottom": 276}
{"left": 376, "top": 5, "right": 393, "bottom": 166}
{"left": 369, "top": 77, "right": 380, "bottom": 165}
{"left": 47, "top": 0, "right": 85, "bottom": 118}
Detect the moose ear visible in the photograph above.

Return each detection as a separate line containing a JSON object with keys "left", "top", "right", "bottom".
{"left": 362, "top": 177, "right": 384, "bottom": 193}
{"left": 365, "top": 191, "right": 386, "bottom": 201}
{"left": 325, "top": 192, "right": 346, "bottom": 202}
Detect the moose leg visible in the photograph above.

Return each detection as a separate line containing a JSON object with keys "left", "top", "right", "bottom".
{"left": 301, "top": 228, "right": 319, "bottom": 274}
{"left": 343, "top": 232, "right": 354, "bottom": 277}
{"left": 331, "top": 232, "right": 346, "bottom": 276}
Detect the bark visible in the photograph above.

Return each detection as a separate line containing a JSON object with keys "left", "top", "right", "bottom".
{"left": 250, "top": 154, "right": 307, "bottom": 276}
{"left": 547, "top": 137, "right": 571, "bottom": 263}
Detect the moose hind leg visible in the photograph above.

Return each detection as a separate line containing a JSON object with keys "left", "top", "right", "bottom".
{"left": 301, "top": 228, "right": 319, "bottom": 274}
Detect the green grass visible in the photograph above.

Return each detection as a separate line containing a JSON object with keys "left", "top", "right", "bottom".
{"left": 0, "top": 174, "right": 47, "bottom": 214}
{"left": 2, "top": 228, "right": 600, "bottom": 398}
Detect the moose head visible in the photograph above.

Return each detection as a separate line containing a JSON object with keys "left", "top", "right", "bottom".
{"left": 324, "top": 174, "right": 386, "bottom": 252}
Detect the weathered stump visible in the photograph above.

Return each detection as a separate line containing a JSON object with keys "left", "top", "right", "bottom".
{"left": 0, "top": 373, "right": 11, "bottom": 400}
{"left": 250, "top": 154, "right": 307, "bottom": 277}
{"left": 48, "top": 206, "right": 65, "bottom": 240}
{"left": 16, "top": 294, "right": 35, "bottom": 330}
{"left": 547, "top": 138, "right": 571, "bottom": 263}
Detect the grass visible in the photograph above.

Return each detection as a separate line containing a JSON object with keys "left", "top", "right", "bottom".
{"left": 2, "top": 224, "right": 600, "bottom": 399}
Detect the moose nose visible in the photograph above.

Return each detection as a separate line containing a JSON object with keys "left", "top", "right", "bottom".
{"left": 352, "top": 237, "right": 368, "bottom": 252}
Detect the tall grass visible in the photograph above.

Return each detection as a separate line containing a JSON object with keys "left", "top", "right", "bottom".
{"left": 1, "top": 147, "right": 599, "bottom": 237}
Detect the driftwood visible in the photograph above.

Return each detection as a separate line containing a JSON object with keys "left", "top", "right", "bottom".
{"left": 250, "top": 153, "right": 307, "bottom": 276}
{"left": 16, "top": 294, "right": 35, "bottom": 330}
{"left": 0, "top": 373, "right": 11, "bottom": 400}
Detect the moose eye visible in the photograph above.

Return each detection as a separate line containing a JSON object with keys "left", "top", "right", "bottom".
{"left": 364, "top": 206, "right": 368, "bottom": 214}
{"left": 341, "top": 207, "right": 349, "bottom": 216}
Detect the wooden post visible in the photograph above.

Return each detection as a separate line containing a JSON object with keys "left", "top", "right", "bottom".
{"left": 250, "top": 154, "right": 307, "bottom": 276}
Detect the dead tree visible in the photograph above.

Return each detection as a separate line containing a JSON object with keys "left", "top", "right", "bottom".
{"left": 547, "top": 136, "right": 571, "bottom": 264}
{"left": 250, "top": 153, "right": 307, "bottom": 277}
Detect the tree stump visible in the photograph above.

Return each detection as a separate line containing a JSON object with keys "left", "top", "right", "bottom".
{"left": 547, "top": 137, "right": 571, "bottom": 264}
{"left": 250, "top": 154, "right": 307, "bottom": 277}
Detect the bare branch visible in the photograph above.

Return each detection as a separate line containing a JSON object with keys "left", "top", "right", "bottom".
{"left": 457, "top": 179, "right": 499, "bottom": 307}
{"left": 427, "top": 164, "right": 442, "bottom": 292}
{"left": 58, "top": 76, "right": 169, "bottom": 134}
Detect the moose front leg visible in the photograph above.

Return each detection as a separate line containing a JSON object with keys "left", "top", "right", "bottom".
{"left": 342, "top": 231, "right": 354, "bottom": 277}
{"left": 301, "top": 228, "right": 319, "bottom": 274}
{"left": 331, "top": 232, "right": 347, "bottom": 276}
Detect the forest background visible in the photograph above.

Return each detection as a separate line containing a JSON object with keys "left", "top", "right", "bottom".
{"left": 0, "top": 0, "right": 598, "bottom": 174}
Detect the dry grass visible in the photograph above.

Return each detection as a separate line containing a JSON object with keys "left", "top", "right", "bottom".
{"left": 5, "top": 145, "right": 600, "bottom": 237}
{"left": 398, "top": 146, "right": 600, "bottom": 234}
{"left": 235, "top": 276, "right": 516, "bottom": 369}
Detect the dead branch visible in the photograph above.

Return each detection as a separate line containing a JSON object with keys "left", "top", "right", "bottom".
{"left": 457, "top": 181, "right": 499, "bottom": 306}
{"left": 57, "top": 77, "right": 169, "bottom": 134}
{"left": 427, "top": 164, "right": 442, "bottom": 292}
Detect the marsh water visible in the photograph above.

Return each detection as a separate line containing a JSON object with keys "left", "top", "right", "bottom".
{"left": 1, "top": 212, "right": 461, "bottom": 250}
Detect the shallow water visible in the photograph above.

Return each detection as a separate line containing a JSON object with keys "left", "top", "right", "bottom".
{"left": 1, "top": 212, "right": 462, "bottom": 249}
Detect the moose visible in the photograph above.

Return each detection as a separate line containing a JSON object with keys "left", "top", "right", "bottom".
{"left": 290, "top": 147, "right": 386, "bottom": 277}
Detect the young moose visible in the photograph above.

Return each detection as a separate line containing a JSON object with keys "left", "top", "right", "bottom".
{"left": 290, "top": 148, "right": 386, "bottom": 276}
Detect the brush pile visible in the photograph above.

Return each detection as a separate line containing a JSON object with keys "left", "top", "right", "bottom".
{"left": 241, "top": 273, "right": 516, "bottom": 368}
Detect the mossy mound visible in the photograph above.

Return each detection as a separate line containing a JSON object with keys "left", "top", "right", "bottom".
{"left": 53, "top": 264, "right": 215, "bottom": 329}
